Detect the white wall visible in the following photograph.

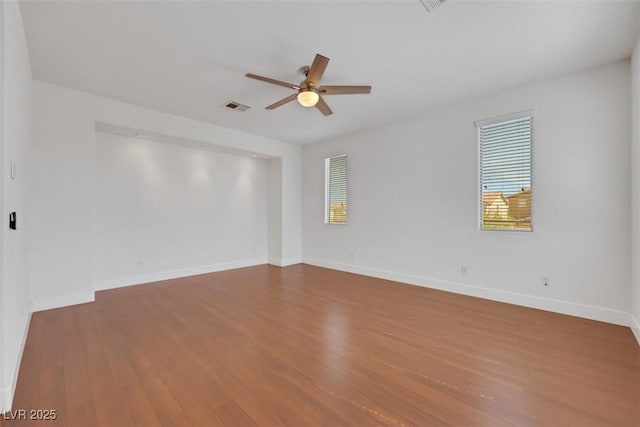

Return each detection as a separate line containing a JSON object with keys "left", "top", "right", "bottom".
{"left": 30, "top": 81, "right": 302, "bottom": 311}
{"left": 94, "top": 131, "right": 268, "bottom": 289}
{"left": 281, "top": 155, "right": 303, "bottom": 266}
{"left": 0, "top": 0, "right": 32, "bottom": 412}
{"left": 268, "top": 158, "right": 282, "bottom": 265}
{"left": 1, "top": 1, "right": 6, "bottom": 411}
{"left": 630, "top": 8, "right": 640, "bottom": 344}
{"left": 303, "top": 61, "right": 631, "bottom": 326}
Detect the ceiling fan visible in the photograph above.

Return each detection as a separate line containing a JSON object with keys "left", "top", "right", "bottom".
{"left": 245, "top": 54, "right": 372, "bottom": 116}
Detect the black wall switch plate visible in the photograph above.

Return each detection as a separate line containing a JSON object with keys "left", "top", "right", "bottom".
{"left": 9, "top": 212, "right": 16, "bottom": 230}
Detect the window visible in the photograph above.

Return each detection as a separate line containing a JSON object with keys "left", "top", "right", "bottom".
{"left": 325, "top": 154, "right": 347, "bottom": 224}
{"left": 477, "top": 113, "right": 532, "bottom": 231}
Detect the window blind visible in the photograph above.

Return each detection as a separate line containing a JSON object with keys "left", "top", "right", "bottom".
{"left": 479, "top": 115, "right": 532, "bottom": 231}
{"left": 325, "top": 155, "right": 347, "bottom": 224}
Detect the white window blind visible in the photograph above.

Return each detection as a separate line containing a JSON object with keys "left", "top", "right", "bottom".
{"left": 325, "top": 155, "right": 347, "bottom": 224}
{"left": 478, "top": 115, "right": 532, "bottom": 231}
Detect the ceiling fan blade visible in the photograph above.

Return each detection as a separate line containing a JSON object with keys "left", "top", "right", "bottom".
{"left": 245, "top": 73, "right": 299, "bottom": 90}
{"left": 265, "top": 93, "right": 298, "bottom": 110}
{"left": 319, "top": 85, "right": 372, "bottom": 95}
{"left": 315, "top": 96, "right": 333, "bottom": 116}
{"left": 305, "top": 54, "right": 329, "bottom": 87}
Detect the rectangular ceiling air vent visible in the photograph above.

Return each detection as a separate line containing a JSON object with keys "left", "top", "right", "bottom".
{"left": 224, "top": 101, "right": 250, "bottom": 112}
{"left": 419, "top": 0, "right": 446, "bottom": 12}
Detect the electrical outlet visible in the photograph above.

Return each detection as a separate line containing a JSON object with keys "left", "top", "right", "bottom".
{"left": 350, "top": 251, "right": 355, "bottom": 259}
{"left": 541, "top": 275, "right": 549, "bottom": 287}
{"left": 137, "top": 257, "right": 144, "bottom": 267}
{"left": 461, "top": 265, "right": 468, "bottom": 276}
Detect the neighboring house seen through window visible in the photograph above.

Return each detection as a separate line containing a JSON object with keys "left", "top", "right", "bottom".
{"left": 477, "top": 113, "right": 532, "bottom": 231}
{"left": 325, "top": 155, "right": 347, "bottom": 224}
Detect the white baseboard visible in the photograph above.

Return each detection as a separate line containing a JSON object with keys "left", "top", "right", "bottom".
{"left": 268, "top": 257, "right": 282, "bottom": 266}
{"left": 303, "top": 257, "right": 630, "bottom": 327}
{"left": 281, "top": 257, "right": 302, "bottom": 267}
{"left": 94, "top": 258, "right": 268, "bottom": 291}
{"left": 31, "top": 290, "right": 95, "bottom": 312}
{"left": 631, "top": 314, "right": 640, "bottom": 346}
{"left": 268, "top": 257, "right": 302, "bottom": 267}
{"left": 1, "top": 310, "right": 32, "bottom": 413}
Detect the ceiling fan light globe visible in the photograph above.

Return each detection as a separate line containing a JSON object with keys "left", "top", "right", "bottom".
{"left": 297, "top": 90, "right": 319, "bottom": 107}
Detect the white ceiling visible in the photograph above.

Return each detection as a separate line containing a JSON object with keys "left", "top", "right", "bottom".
{"left": 20, "top": 0, "right": 639, "bottom": 146}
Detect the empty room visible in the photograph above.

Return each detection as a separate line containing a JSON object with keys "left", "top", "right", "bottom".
{"left": 1, "top": 0, "right": 639, "bottom": 426}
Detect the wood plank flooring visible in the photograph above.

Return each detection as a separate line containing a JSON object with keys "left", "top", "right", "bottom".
{"left": 2, "top": 264, "right": 639, "bottom": 426}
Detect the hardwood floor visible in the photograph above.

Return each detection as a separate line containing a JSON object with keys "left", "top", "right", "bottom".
{"left": 2, "top": 264, "right": 639, "bottom": 426}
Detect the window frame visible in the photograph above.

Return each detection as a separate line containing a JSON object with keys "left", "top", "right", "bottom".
{"left": 475, "top": 110, "right": 534, "bottom": 232}
{"left": 324, "top": 154, "right": 348, "bottom": 225}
